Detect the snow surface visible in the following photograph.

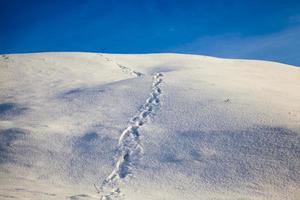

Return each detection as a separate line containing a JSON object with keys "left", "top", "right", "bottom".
{"left": 0, "top": 52, "right": 300, "bottom": 200}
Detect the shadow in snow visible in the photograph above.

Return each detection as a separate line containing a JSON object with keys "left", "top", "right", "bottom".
{"left": 147, "top": 65, "right": 178, "bottom": 75}
{"left": 74, "top": 131, "right": 100, "bottom": 154}
{"left": 0, "top": 103, "right": 27, "bottom": 119}
{"left": 0, "top": 194, "right": 16, "bottom": 199}
{"left": 0, "top": 128, "right": 27, "bottom": 164}
{"left": 67, "top": 130, "right": 115, "bottom": 181}
{"left": 58, "top": 87, "right": 105, "bottom": 102}
{"left": 14, "top": 188, "right": 56, "bottom": 196}
{"left": 69, "top": 194, "right": 91, "bottom": 200}
{"left": 161, "top": 152, "right": 183, "bottom": 164}
{"left": 161, "top": 126, "right": 300, "bottom": 186}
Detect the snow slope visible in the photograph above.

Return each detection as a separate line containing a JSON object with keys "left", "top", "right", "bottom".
{"left": 0, "top": 53, "right": 299, "bottom": 200}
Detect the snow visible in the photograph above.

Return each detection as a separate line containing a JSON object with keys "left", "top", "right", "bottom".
{"left": 0, "top": 52, "right": 299, "bottom": 200}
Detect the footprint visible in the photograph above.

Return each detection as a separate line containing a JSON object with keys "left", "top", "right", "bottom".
{"left": 130, "top": 116, "right": 139, "bottom": 123}
{"left": 151, "top": 92, "right": 158, "bottom": 98}
{"left": 140, "top": 110, "right": 150, "bottom": 118}
{"left": 131, "top": 126, "right": 139, "bottom": 137}
{"left": 146, "top": 97, "right": 154, "bottom": 104}
{"left": 154, "top": 88, "right": 161, "bottom": 94}
{"left": 153, "top": 80, "right": 162, "bottom": 86}
{"left": 135, "top": 120, "right": 143, "bottom": 126}
{"left": 154, "top": 73, "right": 163, "bottom": 78}
{"left": 123, "top": 152, "right": 130, "bottom": 161}
{"left": 154, "top": 99, "right": 160, "bottom": 104}
{"left": 144, "top": 104, "right": 153, "bottom": 112}
{"left": 133, "top": 72, "right": 143, "bottom": 77}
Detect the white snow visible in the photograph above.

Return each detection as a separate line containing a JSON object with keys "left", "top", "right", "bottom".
{"left": 0, "top": 52, "right": 299, "bottom": 200}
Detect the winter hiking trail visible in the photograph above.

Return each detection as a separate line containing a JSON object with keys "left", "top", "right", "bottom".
{"left": 96, "top": 54, "right": 164, "bottom": 200}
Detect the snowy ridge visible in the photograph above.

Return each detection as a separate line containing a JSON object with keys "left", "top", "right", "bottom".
{"left": 96, "top": 56, "right": 164, "bottom": 199}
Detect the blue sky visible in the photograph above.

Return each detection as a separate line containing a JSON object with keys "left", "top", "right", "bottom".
{"left": 1, "top": 0, "right": 300, "bottom": 66}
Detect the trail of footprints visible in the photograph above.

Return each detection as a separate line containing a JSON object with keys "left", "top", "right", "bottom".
{"left": 117, "top": 64, "right": 144, "bottom": 77}
{"left": 99, "top": 54, "right": 144, "bottom": 77}
{"left": 98, "top": 54, "right": 163, "bottom": 200}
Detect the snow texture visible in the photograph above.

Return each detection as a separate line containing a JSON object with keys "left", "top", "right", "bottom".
{"left": 0, "top": 52, "right": 300, "bottom": 200}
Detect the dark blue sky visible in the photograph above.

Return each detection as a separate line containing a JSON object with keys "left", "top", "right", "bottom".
{"left": 1, "top": 0, "right": 300, "bottom": 66}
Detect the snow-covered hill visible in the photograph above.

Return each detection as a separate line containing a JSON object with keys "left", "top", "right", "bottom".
{"left": 0, "top": 53, "right": 299, "bottom": 200}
